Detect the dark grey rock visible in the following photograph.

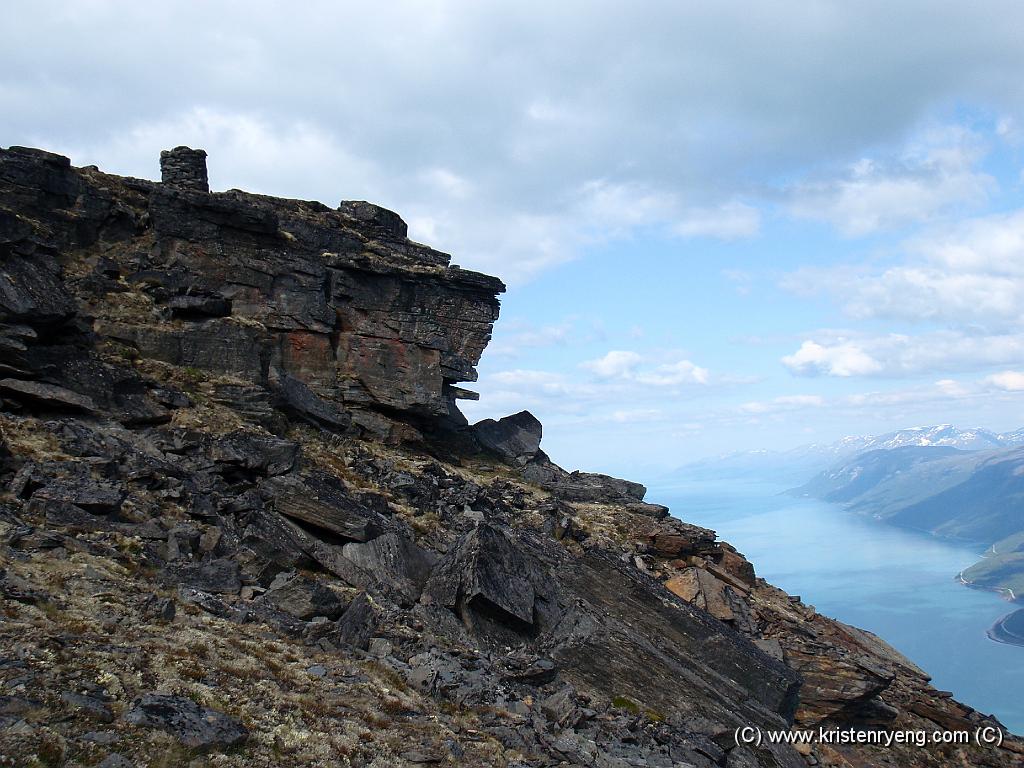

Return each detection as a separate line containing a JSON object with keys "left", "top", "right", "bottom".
{"left": 332, "top": 592, "right": 376, "bottom": 650}
{"left": 101, "top": 319, "right": 269, "bottom": 382}
{"left": 210, "top": 430, "right": 298, "bottom": 478}
{"left": 626, "top": 502, "right": 670, "bottom": 519}
{"left": 124, "top": 693, "right": 247, "bottom": 750}
{"left": 337, "top": 200, "right": 408, "bottom": 239}
{"left": 0, "top": 569, "right": 45, "bottom": 605}
{"left": 176, "top": 586, "right": 250, "bottom": 622}
{"left": 211, "top": 382, "right": 285, "bottom": 434}
{"left": 29, "top": 475, "right": 125, "bottom": 514}
{"left": 0, "top": 252, "right": 76, "bottom": 325}
{"left": 262, "top": 472, "right": 381, "bottom": 542}
{"left": 0, "top": 378, "right": 96, "bottom": 413}
{"left": 400, "top": 750, "right": 443, "bottom": 764}
{"left": 496, "top": 652, "right": 558, "bottom": 685}
{"left": 540, "top": 688, "right": 580, "bottom": 727}
{"left": 140, "top": 594, "right": 176, "bottom": 622}
{"left": 163, "top": 557, "right": 241, "bottom": 595}
{"left": 472, "top": 410, "right": 542, "bottom": 467}
{"left": 237, "top": 507, "right": 321, "bottom": 579}
{"left": 81, "top": 731, "right": 119, "bottom": 745}
{"left": 259, "top": 572, "right": 347, "bottom": 620}
{"left": 160, "top": 146, "right": 209, "bottom": 193}
{"left": 167, "top": 293, "right": 230, "bottom": 318}
{"left": 422, "top": 524, "right": 539, "bottom": 629}
{"left": 272, "top": 372, "right": 353, "bottom": 432}
{"left": 341, "top": 532, "right": 437, "bottom": 604}
{"left": 0, "top": 695, "right": 44, "bottom": 718}
{"left": 61, "top": 691, "right": 114, "bottom": 723}
{"left": 521, "top": 454, "right": 646, "bottom": 502}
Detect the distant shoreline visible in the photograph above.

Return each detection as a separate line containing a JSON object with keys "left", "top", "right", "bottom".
{"left": 988, "top": 608, "right": 1024, "bottom": 647}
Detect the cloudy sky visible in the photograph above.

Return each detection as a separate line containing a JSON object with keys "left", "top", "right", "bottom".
{"left": 6, "top": 1, "right": 1024, "bottom": 478}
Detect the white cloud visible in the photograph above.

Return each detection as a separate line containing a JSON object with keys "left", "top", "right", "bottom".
{"left": 936, "top": 378, "right": 970, "bottom": 397}
{"left": 842, "top": 267, "right": 1023, "bottom": 322}
{"left": 739, "top": 394, "right": 824, "bottom": 415}
{"left": 487, "top": 369, "right": 579, "bottom": 398}
{"left": 775, "top": 394, "right": 825, "bottom": 406}
{"left": 986, "top": 371, "right": 1024, "bottom": 391}
{"left": 636, "top": 359, "right": 710, "bottom": 386}
{"left": 581, "top": 351, "right": 709, "bottom": 385}
{"left": 611, "top": 408, "right": 662, "bottom": 423}
{"left": 909, "top": 209, "right": 1024, "bottom": 276}
{"left": 783, "top": 330, "right": 1024, "bottom": 378}
{"left": 487, "top": 320, "right": 577, "bottom": 358}
{"left": 782, "top": 339, "right": 883, "bottom": 377}
{"left": 581, "top": 350, "right": 644, "bottom": 379}
{"left": 572, "top": 181, "right": 760, "bottom": 242}
{"left": 781, "top": 199, "right": 1024, "bottom": 330}
{"left": 787, "top": 127, "right": 994, "bottom": 235}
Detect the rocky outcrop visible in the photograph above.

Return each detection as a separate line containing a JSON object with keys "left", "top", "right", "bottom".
{"left": 0, "top": 144, "right": 503, "bottom": 443}
{"left": 0, "top": 146, "right": 1019, "bottom": 768}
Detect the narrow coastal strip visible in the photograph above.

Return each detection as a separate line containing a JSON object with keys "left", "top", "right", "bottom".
{"left": 988, "top": 608, "right": 1024, "bottom": 647}
{"left": 958, "top": 570, "right": 1017, "bottom": 602}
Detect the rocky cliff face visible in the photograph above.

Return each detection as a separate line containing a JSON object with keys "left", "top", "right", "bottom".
{"left": 0, "top": 146, "right": 1020, "bottom": 768}
{"left": 1, "top": 145, "right": 502, "bottom": 442}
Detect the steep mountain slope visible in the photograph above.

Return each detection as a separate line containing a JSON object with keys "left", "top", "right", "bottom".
{"left": 1, "top": 145, "right": 1020, "bottom": 768}
{"left": 794, "top": 446, "right": 1024, "bottom": 542}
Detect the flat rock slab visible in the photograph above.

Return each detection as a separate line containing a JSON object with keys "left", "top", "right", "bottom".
{"left": 0, "top": 378, "right": 96, "bottom": 412}
{"left": 124, "top": 693, "right": 247, "bottom": 751}
{"left": 262, "top": 473, "right": 379, "bottom": 542}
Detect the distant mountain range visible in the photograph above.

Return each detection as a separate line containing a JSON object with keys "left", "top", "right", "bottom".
{"left": 673, "top": 424, "right": 1024, "bottom": 483}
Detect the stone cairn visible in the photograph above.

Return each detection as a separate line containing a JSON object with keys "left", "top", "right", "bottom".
{"left": 159, "top": 146, "right": 209, "bottom": 193}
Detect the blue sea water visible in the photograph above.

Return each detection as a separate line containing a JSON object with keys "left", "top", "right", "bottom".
{"left": 650, "top": 478, "right": 1024, "bottom": 735}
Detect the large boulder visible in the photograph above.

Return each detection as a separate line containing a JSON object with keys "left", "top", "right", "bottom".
{"left": 209, "top": 430, "right": 298, "bottom": 478}
{"left": 341, "top": 532, "right": 437, "bottom": 605}
{"left": 260, "top": 472, "right": 382, "bottom": 542}
{"left": 0, "top": 379, "right": 96, "bottom": 413}
{"left": 472, "top": 410, "right": 543, "bottom": 466}
{"left": 422, "top": 524, "right": 544, "bottom": 629}
{"left": 161, "top": 557, "right": 242, "bottom": 595}
{"left": 258, "top": 572, "right": 347, "bottom": 620}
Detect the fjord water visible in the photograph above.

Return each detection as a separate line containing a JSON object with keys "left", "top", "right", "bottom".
{"left": 651, "top": 478, "right": 1024, "bottom": 735}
